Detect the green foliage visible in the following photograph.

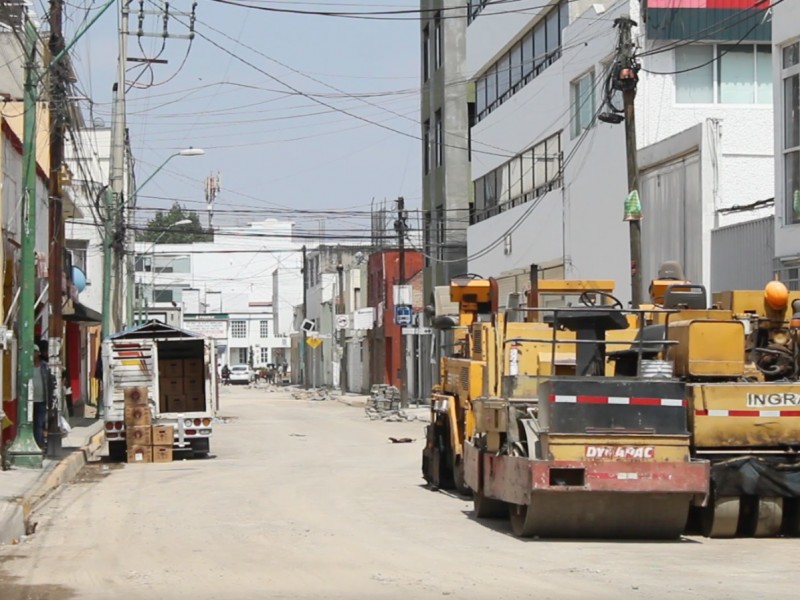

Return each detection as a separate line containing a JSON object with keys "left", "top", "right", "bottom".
{"left": 138, "top": 202, "right": 213, "bottom": 244}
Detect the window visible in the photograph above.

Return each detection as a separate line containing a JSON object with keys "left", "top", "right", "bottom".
{"left": 474, "top": 0, "right": 567, "bottom": 123}
{"left": 783, "top": 42, "right": 800, "bottom": 224}
{"left": 434, "top": 109, "right": 443, "bottom": 167}
{"left": 675, "top": 44, "right": 772, "bottom": 104}
{"left": 571, "top": 71, "right": 595, "bottom": 138}
{"left": 472, "top": 132, "right": 563, "bottom": 224}
{"left": 260, "top": 348, "right": 270, "bottom": 363}
{"left": 153, "top": 289, "right": 173, "bottom": 303}
{"left": 423, "top": 119, "right": 431, "bottom": 174}
{"left": 231, "top": 320, "right": 247, "bottom": 338}
{"left": 422, "top": 26, "right": 430, "bottom": 82}
{"left": 434, "top": 12, "right": 442, "bottom": 70}
{"left": 66, "top": 240, "right": 88, "bottom": 272}
{"left": 260, "top": 320, "right": 269, "bottom": 338}
{"left": 235, "top": 348, "right": 248, "bottom": 364}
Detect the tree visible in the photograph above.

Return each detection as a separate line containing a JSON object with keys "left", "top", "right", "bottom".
{"left": 138, "top": 202, "right": 213, "bottom": 244}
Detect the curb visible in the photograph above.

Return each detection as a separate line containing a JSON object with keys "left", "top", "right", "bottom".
{"left": 6, "top": 429, "right": 105, "bottom": 544}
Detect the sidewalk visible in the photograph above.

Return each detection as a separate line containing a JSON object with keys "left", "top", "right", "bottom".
{"left": 0, "top": 419, "right": 105, "bottom": 545}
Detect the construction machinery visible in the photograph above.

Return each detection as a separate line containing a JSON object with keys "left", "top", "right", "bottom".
{"left": 441, "top": 262, "right": 800, "bottom": 539}
{"left": 421, "top": 273, "right": 634, "bottom": 494}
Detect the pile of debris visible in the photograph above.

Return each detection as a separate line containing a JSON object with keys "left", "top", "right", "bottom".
{"left": 290, "top": 387, "right": 336, "bottom": 402}
{"left": 365, "top": 385, "right": 427, "bottom": 422}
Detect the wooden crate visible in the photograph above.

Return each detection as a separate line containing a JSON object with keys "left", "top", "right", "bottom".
{"left": 152, "top": 425, "right": 174, "bottom": 446}
{"left": 124, "top": 386, "right": 148, "bottom": 407}
{"left": 124, "top": 405, "right": 152, "bottom": 427}
{"left": 152, "top": 445, "right": 173, "bottom": 463}
{"left": 127, "top": 445, "right": 152, "bottom": 464}
{"left": 127, "top": 425, "right": 152, "bottom": 446}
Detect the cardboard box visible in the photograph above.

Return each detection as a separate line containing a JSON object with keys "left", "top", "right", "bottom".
{"left": 124, "top": 405, "right": 152, "bottom": 427}
{"left": 164, "top": 395, "right": 187, "bottom": 413}
{"left": 185, "top": 394, "right": 205, "bottom": 413}
{"left": 152, "top": 445, "right": 173, "bottom": 463}
{"left": 127, "top": 425, "right": 152, "bottom": 446}
{"left": 159, "top": 359, "right": 184, "bottom": 377}
{"left": 127, "top": 445, "right": 152, "bottom": 463}
{"left": 124, "top": 386, "right": 148, "bottom": 407}
{"left": 183, "top": 377, "right": 204, "bottom": 394}
{"left": 159, "top": 378, "right": 184, "bottom": 396}
{"left": 183, "top": 358, "right": 205, "bottom": 379}
{"left": 152, "top": 425, "right": 174, "bottom": 446}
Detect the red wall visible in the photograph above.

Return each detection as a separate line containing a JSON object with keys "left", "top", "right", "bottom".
{"left": 367, "top": 250, "right": 424, "bottom": 388}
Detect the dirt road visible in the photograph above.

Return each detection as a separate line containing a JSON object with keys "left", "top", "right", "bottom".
{"left": 1, "top": 386, "right": 798, "bottom": 599}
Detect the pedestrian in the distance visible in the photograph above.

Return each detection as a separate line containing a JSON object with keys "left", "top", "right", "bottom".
{"left": 32, "top": 346, "right": 52, "bottom": 450}
{"left": 221, "top": 364, "right": 230, "bottom": 386}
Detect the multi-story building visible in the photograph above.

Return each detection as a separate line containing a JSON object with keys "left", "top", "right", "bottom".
{"left": 135, "top": 218, "right": 303, "bottom": 366}
{"left": 420, "top": 1, "right": 471, "bottom": 303}
{"left": 773, "top": 0, "right": 800, "bottom": 284}
{"left": 464, "top": 0, "right": 774, "bottom": 304}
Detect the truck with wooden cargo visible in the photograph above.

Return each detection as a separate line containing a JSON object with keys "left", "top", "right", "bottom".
{"left": 101, "top": 321, "right": 219, "bottom": 460}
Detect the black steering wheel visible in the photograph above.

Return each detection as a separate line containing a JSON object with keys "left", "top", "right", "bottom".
{"left": 579, "top": 290, "right": 624, "bottom": 309}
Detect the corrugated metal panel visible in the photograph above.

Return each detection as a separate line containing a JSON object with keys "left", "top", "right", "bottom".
{"left": 711, "top": 216, "right": 774, "bottom": 291}
{"left": 645, "top": 7, "right": 771, "bottom": 42}
{"left": 640, "top": 153, "right": 703, "bottom": 286}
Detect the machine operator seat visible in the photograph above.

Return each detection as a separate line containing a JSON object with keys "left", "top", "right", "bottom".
{"left": 544, "top": 309, "right": 629, "bottom": 377}
{"left": 608, "top": 324, "right": 666, "bottom": 377}
{"left": 663, "top": 284, "right": 707, "bottom": 309}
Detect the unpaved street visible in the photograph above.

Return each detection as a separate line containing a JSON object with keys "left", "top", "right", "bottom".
{"left": 1, "top": 386, "right": 799, "bottom": 599}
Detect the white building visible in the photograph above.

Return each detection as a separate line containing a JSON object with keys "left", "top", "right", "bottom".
{"left": 773, "top": 1, "right": 800, "bottom": 284}
{"left": 464, "top": 0, "right": 774, "bottom": 303}
{"left": 135, "top": 218, "right": 303, "bottom": 366}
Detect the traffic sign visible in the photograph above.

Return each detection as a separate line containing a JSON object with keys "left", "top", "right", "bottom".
{"left": 394, "top": 304, "right": 413, "bottom": 326}
{"left": 306, "top": 337, "right": 322, "bottom": 349}
{"left": 336, "top": 314, "right": 350, "bottom": 330}
{"left": 401, "top": 327, "right": 433, "bottom": 335}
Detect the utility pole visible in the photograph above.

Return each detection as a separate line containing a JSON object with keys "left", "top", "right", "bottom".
{"left": 396, "top": 197, "right": 408, "bottom": 408}
{"left": 301, "top": 245, "right": 308, "bottom": 389}
{"left": 46, "top": 0, "right": 67, "bottom": 458}
{"left": 8, "top": 15, "right": 43, "bottom": 468}
{"left": 336, "top": 262, "right": 346, "bottom": 393}
{"left": 601, "top": 17, "right": 643, "bottom": 307}
{"left": 102, "top": 1, "right": 130, "bottom": 338}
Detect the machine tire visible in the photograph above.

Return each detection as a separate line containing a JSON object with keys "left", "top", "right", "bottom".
{"left": 473, "top": 490, "right": 506, "bottom": 518}
{"left": 108, "top": 440, "right": 126, "bottom": 462}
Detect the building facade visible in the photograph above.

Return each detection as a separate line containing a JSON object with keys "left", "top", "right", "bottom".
{"left": 773, "top": 0, "right": 800, "bottom": 284}
{"left": 420, "top": 0, "right": 471, "bottom": 304}
{"left": 464, "top": 0, "right": 773, "bottom": 304}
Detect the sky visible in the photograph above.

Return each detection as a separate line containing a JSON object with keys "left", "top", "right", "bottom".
{"left": 62, "top": 0, "right": 422, "bottom": 236}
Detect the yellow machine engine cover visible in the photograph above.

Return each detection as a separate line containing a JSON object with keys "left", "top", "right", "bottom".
{"left": 543, "top": 434, "right": 692, "bottom": 462}
{"left": 689, "top": 382, "right": 800, "bottom": 448}
{"left": 667, "top": 320, "right": 744, "bottom": 377}
{"left": 473, "top": 397, "right": 509, "bottom": 433}
{"left": 713, "top": 289, "right": 800, "bottom": 319}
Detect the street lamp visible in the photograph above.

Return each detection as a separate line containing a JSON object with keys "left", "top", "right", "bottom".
{"left": 136, "top": 219, "right": 192, "bottom": 325}
{"left": 121, "top": 148, "right": 205, "bottom": 328}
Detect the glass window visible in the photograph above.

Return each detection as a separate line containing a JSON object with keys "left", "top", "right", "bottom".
{"left": 509, "top": 157, "right": 522, "bottom": 201}
{"left": 756, "top": 46, "right": 773, "bottom": 104}
{"left": 486, "top": 65, "right": 497, "bottom": 109}
{"left": 534, "top": 20, "right": 546, "bottom": 71}
{"left": 485, "top": 171, "right": 497, "bottom": 208}
{"left": 498, "top": 54, "right": 511, "bottom": 99}
{"left": 498, "top": 163, "right": 510, "bottom": 204}
{"left": 546, "top": 9, "right": 560, "bottom": 55}
{"left": 422, "top": 26, "right": 430, "bottom": 81}
{"left": 521, "top": 30, "right": 533, "bottom": 79}
{"left": 153, "top": 289, "right": 173, "bottom": 303}
{"left": 786, "top": 151, "right": 800, "bottom": 224}
{"left": 560, "top": 0, "right": 569, "bottom": 31}
{"left": 423, "top": 119, "right": 431, "bottom": 174}
{"left": 474, "top": 176, "right": 486, "bottom": 213}
{"left": 510, "top": 42, "right": 523, "bottom": 89}
{"left": 571, "top": 71, "right": 595, "bottom": 138}
{"left": 435, "top": 109, "right": 443, "bottom": 166}
{"left": 675, "top": 45, "right": 714, "bottom": 103}
{"left": 260, "top": 320, "right": 269, "bottom": 338}
{"left": 785, "top": 74, "right": 799, "bottom": 150}
{"left": 545, "top": 134, "right": 561, "bottom": 182}
{"left": 260, "top": 348, "right": 270, "bottom": 363}
{"left": 521, "top": 150, "right": 534, "bottom": 195}
{"left": 231, "top": 320, "right": 247, "bottom": 338}
{"left": 784, "top": 42, "right": 799, "bottom": 69}
{"left": 476, "top": 77, "right": 487, "bottom": 115}
{"left": 719, "top": 45, "right": 755, "bottom": 104}
{"left": 533, "top": 141, "right": 546, "bottom": 189}
{"left": 434, "top": 12, "right": 443, "bottom": 69}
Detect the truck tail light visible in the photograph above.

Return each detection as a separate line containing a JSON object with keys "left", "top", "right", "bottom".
{"left": 193, "top": 418, "right": 202, "bottom": 426}
{"left": 202, "top": 418, "right": 211, "bottom": 426}
{"left": 186, "top": 429, "right": 197, "bottom": 435}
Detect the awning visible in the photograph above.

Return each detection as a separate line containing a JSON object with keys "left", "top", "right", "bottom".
{"left": 63, "top": 302, "right": 103, "bottom": 323}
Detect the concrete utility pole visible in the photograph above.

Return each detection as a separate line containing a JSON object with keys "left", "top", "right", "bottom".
{"left": 301, "top": 244, "right": 308, "bottom": 389}
{"left": 46, "top": 0, "right": 67, "bottom": 458}
{"left": 8, "top": 15, "right": 43, "bottom": 468}
{"left": 336, "top": 262, "right": 346, "bottom": 393}
{"left": 396, "top": 197, "right": 408, "bottom": 408}
{"left": 617, "top": 17, "right": 643, "bottom": 308}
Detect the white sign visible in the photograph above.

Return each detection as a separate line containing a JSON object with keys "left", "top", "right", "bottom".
{"left": 336, "top": 315, "right": 350, "bottom": 330}
{"left": 183, "top": 320, "right": 227, "bottom": 339}
{"left": 748, "top": 393, "right": 800, "bottom": 407}
{"left": 401, "top": 327, "right": 433, "bottom": 335}
{"left": 393, "top": 285, "right": 412, "bottom": 306}
{"left": 354, "top": 307, "right": 375, "bottom": 330}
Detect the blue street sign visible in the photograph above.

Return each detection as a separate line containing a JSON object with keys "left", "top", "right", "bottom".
{"left": 394, "top": 304, "right": 413, "bottom": 326}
